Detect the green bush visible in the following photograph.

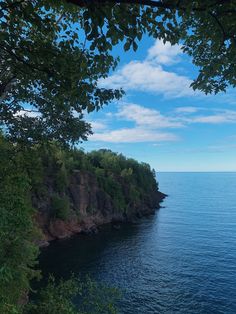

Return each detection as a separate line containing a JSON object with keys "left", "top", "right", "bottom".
{"left": 55, "top": 165, "right": 69, "bottom": 193}
{"left": 25, "top": 276, "right": 120, "bottom": 314}
{"left": 51, "top": 195, "right": 70, "bottom": 221}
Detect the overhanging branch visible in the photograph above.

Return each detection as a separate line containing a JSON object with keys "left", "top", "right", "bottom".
{"left": 66, "top": 0, "right": 181, "bottom": 10}
{"left": 65, "top": 0, "right": 236, "bottom": 14}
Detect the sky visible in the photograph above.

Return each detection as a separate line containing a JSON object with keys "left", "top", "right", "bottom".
{"left": 82, "top": 36, "right": 236, "bottom": 172}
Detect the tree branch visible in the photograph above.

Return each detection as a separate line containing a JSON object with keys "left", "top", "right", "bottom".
{"left": 210, "top": 11, "right": 236, "bottom": 47}
{"left": 0, "top": 45, "right": 53, "bottom": 77}
{"left": 0, "top": 75, "right": 16, "bottom": 103}
{"left": 56, "top": 13, "right": 65, "bottom": 24}
{"left": 65, "top": 0, "right": 235, "bottom": 13}
{"left": 66, "top": 0, "right": 174, "bottom": 9}
{"left": 0, "top": 0, "right": 26, "bottom": 14}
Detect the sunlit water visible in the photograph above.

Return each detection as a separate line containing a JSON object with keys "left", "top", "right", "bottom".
{"left": 39, "top": 172, "right": 236, "bottom": 313}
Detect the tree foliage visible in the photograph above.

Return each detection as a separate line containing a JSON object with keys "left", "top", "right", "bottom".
{"left": 0, "top": 135, "right": 40, "bottom": 314}
{"left": 25, "top": 276, "right": 120, "bottom": 314}
{"left": 1, "top": 0, "right": 236, "bottom": 145}
{"left": 27, "top": 145, "right": 159, "bottom": 215}
{"left": 0, "top": 0, "right": 123, "bottom": 145}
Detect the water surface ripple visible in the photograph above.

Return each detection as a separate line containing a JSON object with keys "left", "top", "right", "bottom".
{"left": 39, "top": 172, "right": 236, "bottom": 313}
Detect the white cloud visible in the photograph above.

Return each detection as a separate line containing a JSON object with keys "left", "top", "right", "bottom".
{"left": 173, "top": 107, "right": 236, "bottom": 124}
{"left": 147, "top": 40, "right": 182, "bottom": 65}
{"left": 175, "top": 106, "right": 200, "bottom": 114}
{"left": 90, "top": 128, "right": 178, "bottom": 143}
{"left": 89, "top": 103, "right": 181, "bottom": 143}
{"left": 117, "top": 103, "right": 183, "bottom": 128}
{"left": 100, "top": 60, "right": 194, "bottom": 98}
{"left": 89, "top": 121, "right": 107, "bottom": 131}
{"left": 88, "top": 103, "right": 236, "bottom": 144}
{"left": 99, "top": 40, "right": 197, "bottom": 98}
{"left": 190, "top": 110, "right": 236, "bottom": 124}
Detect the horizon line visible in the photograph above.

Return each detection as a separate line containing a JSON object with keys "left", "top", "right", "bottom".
{"left": 155, "top": 171, "right": 236, "bottom": 173}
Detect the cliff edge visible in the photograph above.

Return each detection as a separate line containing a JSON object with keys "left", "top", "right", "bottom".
{"left": 30, "top": 148, "right": 166, "bottom": 246}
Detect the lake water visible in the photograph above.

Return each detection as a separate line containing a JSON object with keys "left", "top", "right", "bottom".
{"left": 39, "top": 172, "right": 236, "bottom": 313}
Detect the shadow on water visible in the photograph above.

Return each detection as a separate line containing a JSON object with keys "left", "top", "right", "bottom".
{"left": 38, "top": 212, "right": 160, "bottom": 283}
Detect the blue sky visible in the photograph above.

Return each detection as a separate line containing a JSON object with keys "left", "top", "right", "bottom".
{"left": 82, "top": 36, "right": 236, "bottom": 172}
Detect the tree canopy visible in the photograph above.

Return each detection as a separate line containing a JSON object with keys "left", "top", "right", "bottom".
{"left": 1, "top": 0, "right": 236, "bottom": 145}
{"left": 0, "top": 0, "right": 123, "bottom": 145}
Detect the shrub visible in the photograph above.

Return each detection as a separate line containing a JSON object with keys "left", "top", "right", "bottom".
{"left": 25, "top": 276, "right": 120, "bottom": 314}
{"left": 54, "top": 164, "right": 69, "bottom": 193}
{"left": 51, "top": 195, "right": 70, "bottom": 221}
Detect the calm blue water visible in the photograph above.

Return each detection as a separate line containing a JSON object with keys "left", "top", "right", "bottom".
{"left": 39, "top": 173, "right": 236, "bottom": 313}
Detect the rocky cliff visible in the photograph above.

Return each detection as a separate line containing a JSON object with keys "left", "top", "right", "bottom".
{"left": 34, "top": 170, "right": 166, "bottom": 246}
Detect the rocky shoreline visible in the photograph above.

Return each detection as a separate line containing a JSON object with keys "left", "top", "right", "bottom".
{"left": 36, "top": 191, "right": 166, "bottom": 247}
{"left": 34, "top": 170, "right": 166, "bottom": 247}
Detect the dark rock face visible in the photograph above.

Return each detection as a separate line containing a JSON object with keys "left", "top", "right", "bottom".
{"left": 34, "top": 171, "right": 166, "bottom": 246}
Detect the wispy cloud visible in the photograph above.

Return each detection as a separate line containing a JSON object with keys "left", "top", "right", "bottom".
{"left": 184, "top": 109, "right": 236, "bottom": 124}
{"left": 88, "top": 103, "right": 236, "bottom": 144}
{"left": 89, "top": 102, "right": 181, "bottom": 143}
{"left": 117, "top": 103, "right": 183, "bottom": 128}
{"left": 175, "top": 106, "right": 200, "bottom": 114}
{"left": 206, "top": 143, "right": 236, "bottom": 153}
{"left": 89, "top": 121, "right": 107, "bottom": 131}
{"left": 90, "top": 127, "right": 178, "bottom": 143}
